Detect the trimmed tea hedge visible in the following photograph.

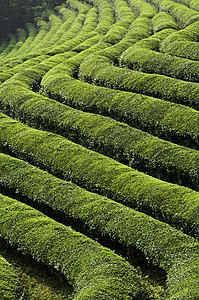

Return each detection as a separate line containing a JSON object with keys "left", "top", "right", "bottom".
{"left": 120, "top": 44, "right": 199, "bottom": 82}
{"left": 0, "top": 151, "right": 198, "bottom": 238}
{"left": 5, "top": 28, "right": 27, "bottom": 58}
{"left": 79, "top": 54, "right": 199, "bottom": 110}
{"left": 122, "top": 15, "right": 152, "bottom": 42}
{"left": 1, "top": 0, "right": 199, "bottom": 298}
{"left": 0, "top": 34, "right": 17, "bottom": 58}
{"left": 1, "top": 75, "right": 199, "bottom": 190}
{"left": 150, "top": 0, "right": 199, "bottom": 28}
{"left": 160, "top": 20, "right": 199, "bottom": 60}
{"left": 128, "top": 0, "right": 156, "bottom": 17}
{"left": 152, "top": 11, "right": 178, "bottom": 32}
{"left": 173, "top": 0, "right": 199, "bottom": 11}
{"left": 0, "top": 113, "right": 199, "bottom": 233}
{"left": 0, "top": 40, "right": 8, "bottom": 53}
{"left": 0, "top": 193, "right": 142, "bottom": 299}
{"left": 0, "top": 158, "right": 199, "bottom": 298}
{"left": 41, "top": 56, "right": 199, "bottom": 149}
{"left": 0, "top": 254, "right": 21, "bottom": 300}
{"left": 13, "top": 23, "right": 37, "bottom": 56}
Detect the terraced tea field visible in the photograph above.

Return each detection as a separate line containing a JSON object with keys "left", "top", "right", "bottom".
{"left": 0, "top": 0, "right": 199, "bottom": 299}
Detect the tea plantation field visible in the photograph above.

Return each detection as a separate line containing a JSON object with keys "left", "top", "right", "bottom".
{"left": 0, "top": 0, "right": 199, "bottom": 299}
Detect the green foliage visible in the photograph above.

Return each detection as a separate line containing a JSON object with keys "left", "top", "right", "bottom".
{"left": 160, "top": 20, "right": 199, "bottom": 60}
{"left": 128, "top": 0, "right": 157, "bottom": 17}
{"left": 0, "top": 155, "right": 199, "bottom": 298}
{"left": 152, "top": 11, "right": 178, "bottom": 32}
{"left": 149, "top": 0, "right": 199, "bottom": 28}
{"left": 120, "top": 34, "right": 199, "bottom": 82}
{"left": 1, "top": 0, "right": 199, "bottom": 298}
{"left": 0, "top": 254, "right": 21, "bottom": 299}
{"left": 40, "top": 54, "right": 199, "bottom": 149}
{"left": 0, "top": 71, "right": 199, "bottom": 192}
{"left": 0, "top": 114, "right": 199, "bottom": 237}
{"left": 0, "top": 238, "right": 73, "bottom": 300}
{"left": 0, "top": 193, "right": 141, "bottom": 299}
{"left": 79, "top": 54, "right": 199, "bottom": 110}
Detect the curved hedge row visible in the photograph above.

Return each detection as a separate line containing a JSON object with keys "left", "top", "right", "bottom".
{"left": 0, "top": 254, "right": 21, "bottom": 300}
{"left": 1, "top": 0, "right": 199, "bottom": 298}
{"left": 173, "top": 0, "right": 199, "bottom": 11}
{"left": 149, "top": 0, "right": 199, "bottom": 28}
{"left": 40, "top": 54, "right": 199, "bottom": 149}
{"left": 79, "top": 54, "right": 199, "bottom": 110}
{"left": 160, "top": 20, "right": 199, "bottom": 59}
{"left": 5, "top": 28, "right": 27, "bottom": 58}
{"left": 101, "top": 0, "right": 136, "bottom": 44}
{"left": 0, "top": 150, "right": 198, "bottom": 238}
{"left": 0, "top": 153, "right": 199, "bottom": 299}
{"left": 1, "top": 73, "right": 199, "bottom": 190}
{"left": 0, "top": 34, "right": 17, "bottom": 58}
{"left": 128, "top": 0, "right": 156, "bottom": 17}
{"left": 12, "top": 22, "right": 37, "bottom": 57}
{"left": 0, "top": 193, "right": 141, "bottom": 299}
{"left": 0, "top": 112, "right": 199, "bottom": 236}
{"left": 152, "top": 11, "right": 178, "bottom": 32}
{"left": 120, "top": 44, "right": 199, "bottom": 82}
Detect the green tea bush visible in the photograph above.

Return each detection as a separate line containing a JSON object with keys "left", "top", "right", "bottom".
{"left": 30, "top": 11, "right": 63, "bottom": 52}
{"left": 0, "top": 151, "right": 199, "bottom": 239}
{"left": 40, "top": 8, "right": 76, "bottom": 48}
{"left": 0, "top": 40, "right": 8, "bottom": 53}
{"left": 0, "top": 156, "right": 199, "bottom": 298}
{"left": 120, "top": 44, "right": 199, "bottom": 82}
{"left": 0, "top": 34, "right": 17, "bottom": 58}
{"left": 79, "top": 55, "right": 199, "bottom": 110}
{"left": 173, "top": 0, "right": 199, "bottom": 10}
{"left": 0, "top": 254, "right": 21, "bottom": 300}
{"left": 150, "top": 0, "right": 199, "bottom": 28}
{"left": 0, "top": 112, "right": 199, "bottom": 230}
{"left": 0, "top": 23, "right": 37, "bottom": 61}
{"left": 101, "top": 0, "right": 136, "bottom": 44}
{"left": 26, "top": 17, "right": 50, "bottom": 51}
{"left": 152, "top": 11, "right": 178, "bottom": 32}
{"left": 88, "top": 0, "right": 114, "bottom": 35}
{"left": 5, "top": 28, "right": 27, "bottom": 58}
{"left": 0, "top": 193, "right": 142, "bottom": 299}
{"left": 46, "top": 3, "right": 100, "bottom": 55}
{"left": 160, "top": 20, "right": 199, "bottom": 60}
{"left": 122, "top": 15, "right": 152, "bottom": 42}
{"left": 41, "top": 55, "right": 199, "bottom": 149}
{"left": 0, "top": 55, "right": 51, "bottom": 85}
{"left": 128, "top": 0, "right": 157, "bottom": 17}
{"left": 34, "top": 12, "right": 85, "bottom": 55}
{"left": 1, "top": 74, "right": 199, "bottom": 190}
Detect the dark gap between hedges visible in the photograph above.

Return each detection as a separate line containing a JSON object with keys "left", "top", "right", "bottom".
{"left": 0, "top": 237, "right": 73, "bottom": 299}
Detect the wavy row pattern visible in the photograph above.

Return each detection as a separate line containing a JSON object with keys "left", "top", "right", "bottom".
{"left": 0, "top": 0, "right": 199, "bottom": 299}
